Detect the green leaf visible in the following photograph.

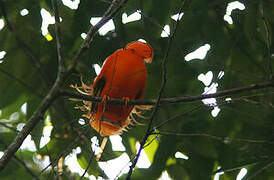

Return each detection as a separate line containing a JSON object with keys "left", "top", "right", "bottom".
{"left": 144, "top": 135, "right": 159, "bottom": 163}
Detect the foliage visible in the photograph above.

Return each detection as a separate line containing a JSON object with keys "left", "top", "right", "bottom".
{"left": 0, "top": 0, "right": 274, "bottom": 179}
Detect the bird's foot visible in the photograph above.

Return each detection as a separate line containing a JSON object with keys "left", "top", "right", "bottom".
{"left": 101, "top": 95, "right": 110, "bottom": 104}
{"left": 122, "top": 97, "right": 130, "bottom": 106}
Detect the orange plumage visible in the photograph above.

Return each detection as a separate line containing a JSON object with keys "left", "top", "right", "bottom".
{"left": 72, "top": 41, "right": 153, "bottom": 136}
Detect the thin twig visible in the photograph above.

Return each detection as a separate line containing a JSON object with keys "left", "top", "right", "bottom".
{"left": 46, "top": 146, "right": 59, "bottom": 180}
{"left": 126, "top": 1, "right": 186, "bottom": 179}
{"left": 0, "top": 121, "right": 72, "bottom": 142}
{"left": 0, "top": 67, "right": 43, "bottom": 98}
{"left": 0, "top": 122, "right": 20, "bottom": 133}
{"left": 39, "top": 136, "right": 81, "bottom": 175}
{"left": 51, "top": 0, "right": 65, "bottom": 75}
{"left": 246, "top": 161, "right": 274, "bottom": 180}
{"left": 13, "top": 155, "right": 40, "bottom": 180}
{"left": 80, "top": 151, "right": 95, "bottom": 180}
{"left": 259, "top": 2, "right": 273, "bottom": 79}
{"left": 143, "top": 135, "right": 159, "bottom": 148}
{"left": 151, "top": 131, "right": 274, "bottom": 145}
{"left": 152, "top": 91, "right": 274, "bottom": 131}
{"left": 114, "top": 153, "right": 138, "bottom": 180}
{"left": 151, "top": 91, "right": 274, "bottom": 131}
{"left": 39, "top": 126, "right": 93, "bottom": 175}
{"left": 0, "top": 120, "right": 74, "bottom": 140}
{"left": 212, "top": 162, "right": 258, "bottom": 174}
{"left": 151, "top": 105, "right": 204, "bottom": 131}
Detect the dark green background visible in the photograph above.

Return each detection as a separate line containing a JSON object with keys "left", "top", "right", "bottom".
{"left": 0, "top": 0, "right": 274, "bottom": 179}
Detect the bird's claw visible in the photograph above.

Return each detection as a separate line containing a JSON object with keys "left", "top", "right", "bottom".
{"left": 122, "top": 97, "right": 130, "bottom": 106}
{"left": 101, "top": 95, "right": 110, "bottom": 104}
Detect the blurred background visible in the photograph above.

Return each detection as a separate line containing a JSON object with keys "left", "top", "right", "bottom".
{"left": 0, "top": 0, "right": 274, "bottom": 179}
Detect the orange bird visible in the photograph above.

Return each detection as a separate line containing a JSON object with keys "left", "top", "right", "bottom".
{"left": 72, "top": 41, "right": 153, "bottom": 136}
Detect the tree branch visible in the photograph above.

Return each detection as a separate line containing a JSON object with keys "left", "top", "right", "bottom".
{"left": 51, "top": 0, "right": 65, "bottom": 76}
{"left": 62, "top": 80, "right": 274, "bottom": 106}
{"left": 151, "top": 131, "right": 274, "bottom": 145}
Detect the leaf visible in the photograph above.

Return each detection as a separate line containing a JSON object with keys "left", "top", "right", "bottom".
{"left": 144, "top": 135, "right": 159, "bottom": 163}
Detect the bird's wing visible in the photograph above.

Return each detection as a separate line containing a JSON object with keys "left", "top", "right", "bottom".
{"left": 91, "top": 50, "right": 120, "bottom": 112}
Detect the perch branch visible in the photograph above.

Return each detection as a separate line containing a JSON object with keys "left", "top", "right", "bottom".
{"left": 62, "top": 80, "right": 274, "bottom": 106}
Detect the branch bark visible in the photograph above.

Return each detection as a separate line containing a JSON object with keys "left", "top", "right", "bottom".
{"left": 51, "top": 0, "right": 65, "bottom": 75}
{"left": 62, "top": 78, "right": 274, "bottom": 106}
